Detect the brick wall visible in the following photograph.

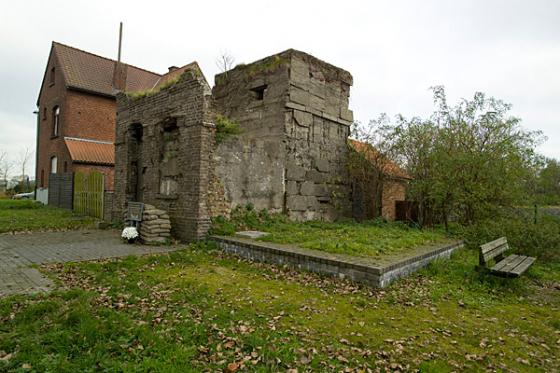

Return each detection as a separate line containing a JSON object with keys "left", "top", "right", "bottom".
{"left": 36, "top": 49, "right": 116, "bottom": 189}
{"left": 73, "top": 164, "right": 115, "bottom": 191}
{"left": 36, "top": 50, "right": 70, "bottom": 188}
{"left": 381, "top": 179, "right": 407, "bottom": 221}
{"left": 114, "top": 68, "right": 215, "bottom": 242}
{"left": 64, "top": 91, "right": 115, "bottom": 142}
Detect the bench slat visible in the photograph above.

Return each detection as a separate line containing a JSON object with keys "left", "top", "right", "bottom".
{"left": 499, "top": 255, "right": 526, "bottom": 273}
{"left": 480, "top": 237, "right": 507, "bottom": 254}
{"left": 510, "top": 256, "right": 536, "bottom": 276}
{"left": 492, "top": 254, "right": 520, "bottom": 272}
{"left": 482, "top": 245, "right": 509, "bottom": 262}
{"left": 480, "top": 237, "right": 509, "bottom": 263}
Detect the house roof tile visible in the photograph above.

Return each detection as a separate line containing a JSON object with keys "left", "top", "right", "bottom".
{"left": 64, "top": 137, "right": 115, "bottom": 165}
{"left": 349, "top": 139, "right": 412, "bottom": 180}
{"left": 52, "top": 42, "right": 161, "bottom": 96}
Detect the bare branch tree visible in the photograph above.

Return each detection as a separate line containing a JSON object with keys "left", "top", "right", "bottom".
{"left": 0, "top": 151, "right": 12, "bottom": 184}
{"left": 215, "top": 51, "right": 235, "bottom": 75}
{"left": 0, "top": 150, "right": 6, "bottom": 174}
{"left": 18, "top": 147, "right": 33, "bottom": 184}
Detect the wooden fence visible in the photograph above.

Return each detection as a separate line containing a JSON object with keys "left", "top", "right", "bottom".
{"left": 48, "top": 173, "right": 74, "bottom": 209}
{"left": 73, "top": 171, "right": 104, "bottom": 219}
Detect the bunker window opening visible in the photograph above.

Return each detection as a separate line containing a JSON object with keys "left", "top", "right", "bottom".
{"left": 250, "top": 85, "right": 267, "bottom": 100}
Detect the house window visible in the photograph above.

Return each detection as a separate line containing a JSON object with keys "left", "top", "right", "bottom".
{"left": 64, "top": 161, "right": 68, "bottom": 173}
{"left": 42, "top": 107, "right": 47, "bottom": 121}
{"left": 40, "top": 169, "right": 45, "bottom": 187}
{"left": 50, "top": 67, "right": 55, "bottom": 85}
{"left": 250, "top": 85, "right": 267, "bottom": 100}
{"left": 50, "top": 156, "right": 58, "bottom": 174}
{"left": 52, "top": 106, "right": 60, "bottom": 137}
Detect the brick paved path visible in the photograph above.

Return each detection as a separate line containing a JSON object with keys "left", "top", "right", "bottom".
{"left": 0, "top": 230, "right": 177, "bottom": 297}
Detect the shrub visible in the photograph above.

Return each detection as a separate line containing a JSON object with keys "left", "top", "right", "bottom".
{"left": 455, "top": 210, "right": 560, "bottom": 263}
{"left": 215, "top": 115, "right": 242, "bottom": 144}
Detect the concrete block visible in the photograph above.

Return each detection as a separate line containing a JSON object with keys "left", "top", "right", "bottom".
{"left": 286, "top": 180, "right": 298, "bottom": 195}
{"left": 315, "top": 184, "right": 329, "bottom": 197}
{"left": 306, "top": 169, "right": 325, "bottom": 183}
{"left": 309, "top": 95, "right": 325, "bottom": 111}
{"left": 340, "top": 107, "right": 354, "bottom": 122}
{"left": 287, "top": 195, "right": 307, "bottom": 211}
{"left": 300, "top": 181, "right": 315, "bottom": 196}
{"left": 314, "top": 158, "right": 330, "bottom": 172}
{"left": 293, "top": 110, "right": 313, "bottom": 127}
{"left": 290, "top": 87, "right": 310, "bottom": 106}
{"left": 286, "top": 166, "right": 306, "bottom": 181}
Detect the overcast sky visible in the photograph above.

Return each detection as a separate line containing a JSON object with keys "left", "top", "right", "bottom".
{"left": 1, "top": 0, "right": 559, "bottom": 178}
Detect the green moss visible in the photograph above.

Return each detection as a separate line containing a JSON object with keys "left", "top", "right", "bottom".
{"left": 244, "top": 55, "right": 288, "bottom": 78}
{"left": 214, "top": 114, "right": 242, "bottom": 144}
{"left": 125, "top": 74, "right": 183, "bottom": 100}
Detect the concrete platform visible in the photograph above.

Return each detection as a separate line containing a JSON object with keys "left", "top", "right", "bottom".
{"left": 211, "top": 235, "right": 464, "bottom": 288}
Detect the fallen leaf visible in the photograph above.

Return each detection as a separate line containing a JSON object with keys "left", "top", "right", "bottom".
{"left": 227, "top": 362, "right": 239, "bottom": 372}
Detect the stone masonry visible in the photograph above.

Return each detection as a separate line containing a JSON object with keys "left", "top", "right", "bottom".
{"left": 114, "top": 49, "right": 355, "bottom": 242}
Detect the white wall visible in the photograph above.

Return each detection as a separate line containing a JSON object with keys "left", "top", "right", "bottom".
{"left": 36, "top": 188, "right": 48, "bottom": 204}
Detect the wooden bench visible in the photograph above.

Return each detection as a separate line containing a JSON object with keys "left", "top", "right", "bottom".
{"left": 479, "top": 237, "right": 535, "bottom": 277}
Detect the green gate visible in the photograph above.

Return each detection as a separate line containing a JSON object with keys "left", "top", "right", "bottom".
{"left": 73, "top": 171, "right": 104, "bottom": 219}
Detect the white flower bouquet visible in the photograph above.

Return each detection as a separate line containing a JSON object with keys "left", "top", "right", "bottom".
{"left": 122, "top": 226, "right": 139, "bottom": 243}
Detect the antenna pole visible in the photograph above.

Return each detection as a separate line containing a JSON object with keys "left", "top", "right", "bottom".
{"left": 117, "top": 22, "right": 123, "bottom": 63}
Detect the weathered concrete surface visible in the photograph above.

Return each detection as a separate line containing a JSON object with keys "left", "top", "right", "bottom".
{"left": 211, "top": 235, "right": 464, "bottom": 288}
{"left": 213, "top": 49, "right": 354, "bottom": 222}
{"left": 235, "top": 231, "right": 269, "bottom": 239}
{"left": 0, "top": 230, "right": 177, "bottom": 297}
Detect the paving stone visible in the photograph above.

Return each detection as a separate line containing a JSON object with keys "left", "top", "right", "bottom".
{"left": 0, "top": 230, "right": 177, "bottom": 297}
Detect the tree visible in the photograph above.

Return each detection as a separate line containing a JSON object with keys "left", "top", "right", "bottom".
{"left": 365, "top": 86, "right": 543, "bottom": 227}
{"left": 0, "top": 150, "right": 12, "bottom": 184}
{"left": 535, "top": 158, "right": 560, "bottom": 205}
{"left": 215, "top": 51, "right": 235, "bottom": 75}
{"left": 18, "top": 147, "right": 33, "bottom": 188}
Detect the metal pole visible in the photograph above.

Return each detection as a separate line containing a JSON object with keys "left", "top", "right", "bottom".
{"left": 117, "top": 22, "right": 123, "bottom": 63}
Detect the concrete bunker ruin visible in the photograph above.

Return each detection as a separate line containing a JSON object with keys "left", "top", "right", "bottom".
{"left": 113, "top": 49, "right": 356, "bottom": 242}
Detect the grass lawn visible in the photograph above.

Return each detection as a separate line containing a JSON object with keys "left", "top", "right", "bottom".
{"left": 257, "top": 220, "right": 451, "bottom": 259}
{"left": 1, "top": 244, "right": 558, "bottom": 372}
{"left": 211, "top": 208, "right": 451, "bottom": 259}
{"left": 0, "top": 199, "right": 95, "bottom": 234}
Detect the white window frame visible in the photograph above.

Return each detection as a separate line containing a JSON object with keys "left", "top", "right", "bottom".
{"left": 50, "top": 156, "right": 58, "bottom": 174}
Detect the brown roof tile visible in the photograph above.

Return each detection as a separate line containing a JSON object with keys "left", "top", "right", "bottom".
{"left": 64, "top": 137, "right": 115, "bottom": 165}
{"left": 349, "top": 139, "right": 412, "bottom": 180}
{"left": 53, "top": 42, "right": 161, "bottom": 96}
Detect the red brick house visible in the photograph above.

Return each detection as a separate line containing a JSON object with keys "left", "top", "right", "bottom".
{"left": 35, "top": 42, "right": 161, "bottom": 204}
{"left": 349, "top": 139, "right": 411, "bottom": 221}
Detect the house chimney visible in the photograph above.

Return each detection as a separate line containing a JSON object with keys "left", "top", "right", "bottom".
{"left": 112, "top": 22, "right": 127, "bottom": 92}
{"left": 168, "top": 66, "right": 179, "bottom": 72}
